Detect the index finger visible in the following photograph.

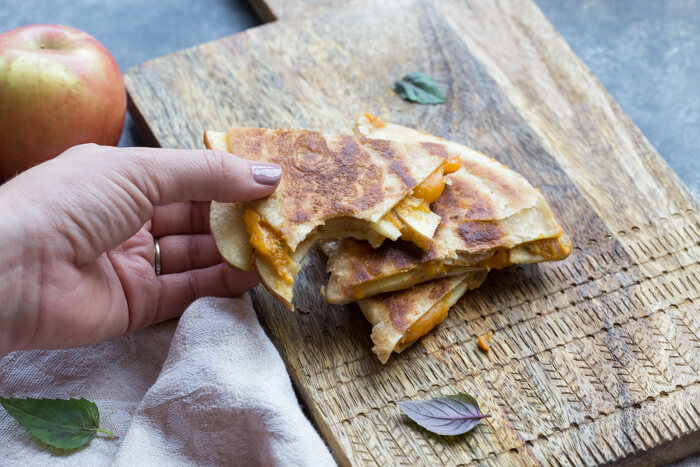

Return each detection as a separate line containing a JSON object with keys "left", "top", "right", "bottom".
{"left": 117, "top": 147, "right": 281, "bottom": 206}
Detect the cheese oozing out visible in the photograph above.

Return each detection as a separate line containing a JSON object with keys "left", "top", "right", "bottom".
{"left": 394, "top": 275, "right": 471, "bottom": 353}
{"left": 473, "top": 233, "right": 572, "bottom": 269}
{"left": 326, "top": 232, "right": 572, "bottom": 304}
{"left": 371, "top": 157, "right": 460, "bottom": 250}
{"left": 243, "top": 209, "right": 296, "bottom": 285}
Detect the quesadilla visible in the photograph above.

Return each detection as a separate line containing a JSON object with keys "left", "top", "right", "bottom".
{"left": 205, "top": 127, "right": 460, "bottom": 309}
{"left": 323, "top": 115, "right": 572, "bottom": 304}
{"left": 358, "top": 271, "right": 488, "bottom": 364}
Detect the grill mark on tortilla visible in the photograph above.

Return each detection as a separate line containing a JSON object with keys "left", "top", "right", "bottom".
{"left": 433, "top": 174, "right": 497, "bottom": 221}
{"left": 360, "top": 137, "right": 415, "bottom": 188}
{"left": 428, "top": 279, "right": 452, "bottom": 301}
{"left": 287, "top": 133, "right": 386, "bottom": 223}
{"left": 381, "top": 240, "right": 433, "bottom": 270}
{"left": 342, "top": 240, "right": 437, "bottom": 287}
{"left": 457, "top": 221, "right": 504, "bottom": 252}
{"left": 293, "top": 131, "right": 332, "bottom": 173}
{"left": 228, "top": 129, "right": 398, "bottom": 228}
{"left": 384, "top": 279, "right": 450, "bottom": 332}
{"left": 384, "top": 291, "right": 415, "bottom": 332}
{"left": 348, "top": 138, "right": 386, "bottom": 212}
{"left": 420, "top": 141, "right": 450, "bottom": 159}
{"left": 349, "top": 260, "right": 375, "bottom": 289}
{"left": 461, "top": 158, "right": 520, "bottom": 201}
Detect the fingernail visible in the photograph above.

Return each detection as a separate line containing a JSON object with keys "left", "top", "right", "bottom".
{"left": 251, "top": 162, "right": 282, "bottom": 186}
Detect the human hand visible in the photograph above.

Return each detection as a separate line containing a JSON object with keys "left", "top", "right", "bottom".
{"left": 0, "top": 143, "right": 281, "bottom": 355}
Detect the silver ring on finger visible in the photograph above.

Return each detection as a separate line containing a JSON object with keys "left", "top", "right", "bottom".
{"left": 154, "top": 238, "right": 162, "bottom": 276}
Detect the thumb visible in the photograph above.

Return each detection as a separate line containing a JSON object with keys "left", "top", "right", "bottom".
{"left": 117, "top": 146, "right": 281, "bottom": 206}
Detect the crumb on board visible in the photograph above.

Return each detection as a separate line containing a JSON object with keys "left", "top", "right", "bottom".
{"left": 364, "top": 112, "right": 386, "bottom": 128}
{"left": 477, "top": 332, "right": 493, "bottom": 353}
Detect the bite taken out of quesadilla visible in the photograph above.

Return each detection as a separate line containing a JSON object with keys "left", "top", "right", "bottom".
{"left": 205, "top": 127, "right": 461, "bottom": 310}
{"left": 323, "top": 114, "right": 572, "bottom": 304}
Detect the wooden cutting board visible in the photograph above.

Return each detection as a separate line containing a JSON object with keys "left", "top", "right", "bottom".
{"left": 124, "top": 0, "right": 700, "bottom": 464}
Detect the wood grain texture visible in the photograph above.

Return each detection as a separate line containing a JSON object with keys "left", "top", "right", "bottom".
{"left": 124, "top": 0, "right": 700, "bottom": 464}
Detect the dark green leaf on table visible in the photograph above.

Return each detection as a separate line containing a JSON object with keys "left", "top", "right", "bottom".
{"left": 393, "top": 71, "right": 447, "bottom": 104}
{"left": 399, "top": 392, "right": 490, "bottom": 436}
{"left": 0, "top": 396, "right": 115, "bottom": 450}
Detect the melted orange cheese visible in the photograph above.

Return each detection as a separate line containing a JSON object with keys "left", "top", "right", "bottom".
{"left": 349, "top": 260, "right": 452, "bottom": 301}
{"left": 243, "top": 154, "right": 462, "bottom": 284}
{"left": 381, "top": 157, "right": 461, "bottom": 249}
{"left": 242, "top": 209, "right": 294, "bottom": 284}
{"left": 475, "top": 248, "right": 511, "bottom": 269}
{"left": 401, "top": 297, "right": 451, "bottom": 346}
{"left": 412, "top": 157, "right": 460, "bottom": 204}
{"left": 527, "top": 234, "right": 572, "bottom": 258}
{"left": 475, "top": 234, "right": 572, "bottom": 269}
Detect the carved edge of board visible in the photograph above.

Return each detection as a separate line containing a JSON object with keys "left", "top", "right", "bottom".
{"left": 308, "top": 304, "right": 700, "bottom": 465}
{"left": 609, "top": 429, "right": 700, "bottom": 467}
{"left": 299, "top": 264, "right": 700, "bottom": 387}
{"left": 277, "top": 214, "right": 700, "bottom": 465}
{"left": 290, "top": 259, "right": 700, "bottom": 386}
{"left": 289, "top": 210, "right": 699, "bottom": 372}
{"left": 309, "top": 290, "right": 700, "bottom": 418}
{"left": 527, "top": 383, "right": 700, "bottom": 466}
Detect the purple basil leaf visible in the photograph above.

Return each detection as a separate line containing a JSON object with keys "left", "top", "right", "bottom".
{"left": 399, "top": 392, "right": 491, "bottom": 436}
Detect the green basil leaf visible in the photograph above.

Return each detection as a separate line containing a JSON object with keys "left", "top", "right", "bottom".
{"left": 393, "top": 71, "right": 447, "bottom": 104}
{"left": 0, "top": 396, "right": 114, "bottom": 450}
{"left": 400, "top": 392, "right": 490, "bottom": 435}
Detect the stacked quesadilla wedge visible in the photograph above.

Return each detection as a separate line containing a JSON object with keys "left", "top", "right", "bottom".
{"left": 321, "top": 114, "right": 571, "bottom": 362}
{"left": 206, "top": 116, "right": 571, "bottom": 363}
{"left": 324, "top": 114, "right": 571, "bottom": 304}
{"left": 205, "top": 128, "right": 461, "bottom": 310}
{"left": 358, "top": 272, "right": 488, "bottom": 364}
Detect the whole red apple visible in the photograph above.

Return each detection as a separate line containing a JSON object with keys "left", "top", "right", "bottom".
{"left": 0, "top": 24, "right": 126, "bottom": 179}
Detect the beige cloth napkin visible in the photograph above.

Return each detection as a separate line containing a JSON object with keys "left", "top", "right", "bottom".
{"left": 0, "top": 296, "right": 335, "bottom": 466}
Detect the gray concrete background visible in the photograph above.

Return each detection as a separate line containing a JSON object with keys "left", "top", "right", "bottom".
{"left": 1, "top": 0, "right": 697, "bottom": 200}
{"left": 1, "top": 1, "right": 699, "bottom": 463}
{"left": 536, "top": 0, "right": 700, "bottom": 201}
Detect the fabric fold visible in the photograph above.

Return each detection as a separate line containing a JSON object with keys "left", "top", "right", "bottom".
{"left": 0, "top": 296, "right": 334, "bottom": 467}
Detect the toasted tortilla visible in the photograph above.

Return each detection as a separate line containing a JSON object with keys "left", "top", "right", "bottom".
{"left": 206, "top": 127, "right": 459, "bottom": 309}
{"left": 209, "top": 201, "right": 251, "bottom": 271}
{"left": 354, "top": 113, "right": 540, "bottom": 220}
{"left": 358, "top": 271, "right": 488, "bottom": 364}
{"left": 323, "top": 115, "right": 571, "bottom": 303}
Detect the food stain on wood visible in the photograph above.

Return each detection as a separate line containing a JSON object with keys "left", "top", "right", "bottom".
{"left": 478, "top": 332, "right": 493, "bottom": 353}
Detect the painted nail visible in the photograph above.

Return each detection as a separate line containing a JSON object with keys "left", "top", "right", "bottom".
{"left": 251, "top": 162, "right": 282, "bottom": 186}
